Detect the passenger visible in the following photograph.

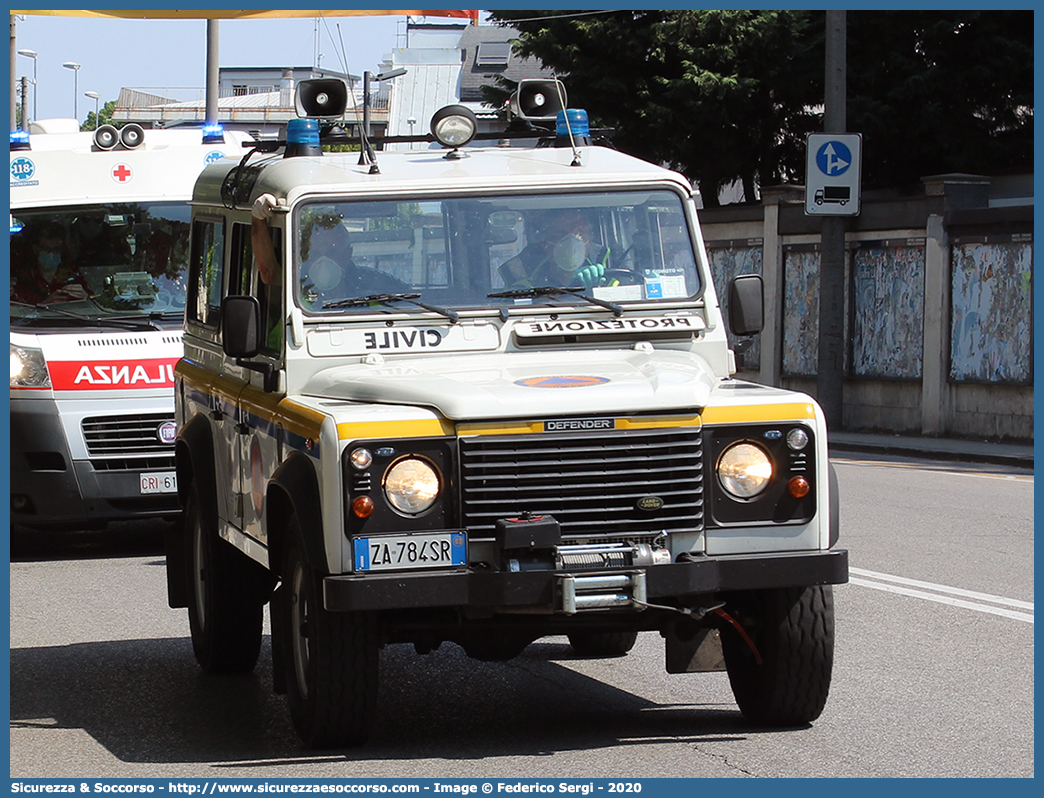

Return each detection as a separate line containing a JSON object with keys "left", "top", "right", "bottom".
{"left": 499, "top": 210, "right": 610, "bottom": 290}
{"left": 10, "top": 221, "right": 90, "bottom": 304}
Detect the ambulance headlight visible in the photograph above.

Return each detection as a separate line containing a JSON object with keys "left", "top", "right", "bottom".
{"left": 717, "top": 442, "right": 773, "bottom": 499}
{"left": 10, "top": 344, "right": 50, "bottom": 388}
{"left": 384, "top": 457, "right": 441, "bottom": 515}
{"left": 430, "top": 105, "right": 477, "bottom": 148}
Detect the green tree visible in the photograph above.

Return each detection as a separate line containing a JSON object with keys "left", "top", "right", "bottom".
{"left": 83, "top": 100, "right": 117, "bottom": 131}
{"left": 489, "top": 10, "right": 1032, "bottom": 202}
{"left": 488, "top": 10, "right": 822, "bottom": 206}
{"left": 846, "top": 11, "right": 1033, "bottom": 190}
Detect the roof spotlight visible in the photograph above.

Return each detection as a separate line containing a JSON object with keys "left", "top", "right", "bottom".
{"left": 430, "top": 105, "right": 478, "bottom": 156}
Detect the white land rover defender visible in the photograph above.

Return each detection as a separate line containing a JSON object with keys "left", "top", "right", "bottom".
{"left": 168, "top": 80, "right": 847, "bottom": 748}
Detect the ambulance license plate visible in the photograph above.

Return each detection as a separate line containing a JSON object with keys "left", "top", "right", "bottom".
{"left": 354, "top": 532, "right": 467, "bottom": 572}
{"left": 140, "top": 471, "right": 177, "bottom": 494}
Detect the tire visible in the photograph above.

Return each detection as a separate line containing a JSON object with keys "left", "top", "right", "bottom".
{"left": 185, "top": 483, "right": 267, "bottom": 674}
{"left": 568, "top": 630, "right": 638, "bottom": 658}
{"left": 281, "top": 515, "right": 378, "bottom": 748}
{"left": 721, "top": 585, "right": 834, "bottom": 726}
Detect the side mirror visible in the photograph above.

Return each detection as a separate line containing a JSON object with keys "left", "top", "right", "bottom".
{"left": 221, "top": 295, "right": 261, "bottom": 359}
{"left": 727, "top": 274, "right": 764, "bottom": 336}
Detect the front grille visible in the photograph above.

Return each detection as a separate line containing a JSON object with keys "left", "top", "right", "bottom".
{"left": 82, "top": 413, "right": 174, "bottom": 459}
{"left": 91, "top": 456, "right": 176, "bottom": 472}
{"left": 459, "top": 426, "right": 704, "bottom": 542}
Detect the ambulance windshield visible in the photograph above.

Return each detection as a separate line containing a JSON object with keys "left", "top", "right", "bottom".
{"left": 10, "top": 202, "right": 191, "bottom": 324}
{"left": 293, "top": 190, "right": 701, "bottom": 314}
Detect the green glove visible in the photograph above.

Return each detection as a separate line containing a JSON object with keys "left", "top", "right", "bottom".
{"left": 574, "top": 262, "right": 606, "bottom": 289}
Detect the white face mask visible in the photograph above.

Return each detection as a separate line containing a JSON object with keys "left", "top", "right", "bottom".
{"left": 308, "top": 255, "right": 341, "bottom": 290}
{"left": 553, "top": 233, "right": 587, "bottom": 271}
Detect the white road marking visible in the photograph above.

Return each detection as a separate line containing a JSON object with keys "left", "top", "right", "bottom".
{"left": 849, "top": 567, "right": 1034, "bottom": 624}
{"left": 833, "top": 458, "right": 1033, "bottom": 482}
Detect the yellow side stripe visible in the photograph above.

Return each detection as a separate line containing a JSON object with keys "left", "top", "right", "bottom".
{"left": 245, "top": 390, "right": 327, "bottom": 440}
{"left": 337, "top": 419, "right": 455, "bottom": 441}
{"left": 179, "top": 363, "right": 328, "bottom": 440}
{"left": 701, "top": 403, "right": 816, "bottom": 425}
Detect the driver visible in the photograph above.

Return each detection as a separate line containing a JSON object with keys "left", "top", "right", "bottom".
{"left": 251, "top": 193, "right": 407, "bottom": 306}
{"left": 298, "top": 219, "right": 408, "bottom": 309}
{"left": 11, "top": 221, "right": 90, "bottom": 304}
{"left": 498, "top": 210, "right": 610, "bottom": 290}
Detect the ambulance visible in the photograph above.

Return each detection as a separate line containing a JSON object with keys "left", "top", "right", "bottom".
{"left": 10, "top": 120, "right": 249, "bottom": 530}
{"left": 169, "top": 80, "right": 848, "bottom": 747}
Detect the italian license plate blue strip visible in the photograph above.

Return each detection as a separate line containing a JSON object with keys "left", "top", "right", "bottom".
{"left": 354, "top": 531, "right": 467, "bottom": 572}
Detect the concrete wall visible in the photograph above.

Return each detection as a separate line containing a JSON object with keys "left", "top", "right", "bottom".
{"left": 699, "top": 175, "right": 1034, "bottom": 442}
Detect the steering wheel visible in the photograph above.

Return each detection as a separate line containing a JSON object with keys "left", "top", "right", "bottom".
{"left": 600, "top": 268, "right": 643, "bottom": 287}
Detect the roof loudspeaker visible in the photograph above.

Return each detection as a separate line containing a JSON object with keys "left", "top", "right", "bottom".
{"left": 510, "top": 79, "right": 567, "bottom": 122}
{"left": 120, "top": 123, "right": 145, "bottom": 149}
{"left": 295, "top": 79, "right": 349, "bottom": 120}
{"left": 93, "top": 124, "right": 119, "bottom": 150}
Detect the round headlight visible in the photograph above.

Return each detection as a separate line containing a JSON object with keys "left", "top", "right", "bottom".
{"left": 717, "top": 442, "right": 773, "bottom": 498}
{"left": 384, "top": 457, "right": 441, "bottom": 515}
{"left": 430, "top": 104, "right": 477, "bottom": 148}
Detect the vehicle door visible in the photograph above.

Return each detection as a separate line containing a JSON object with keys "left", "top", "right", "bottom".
{"left": 230, "top": 220, "right": 285, "bottom": 546}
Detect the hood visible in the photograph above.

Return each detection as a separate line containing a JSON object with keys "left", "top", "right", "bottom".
{"left": 301, "top": 349, "right": 715, "bottom": 420}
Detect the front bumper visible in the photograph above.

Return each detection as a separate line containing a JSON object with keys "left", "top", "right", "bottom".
{"left": 11, "top": 396, "right": 180, "bottom": 529}
{"left": 323, "top": 548, "right": 848, "bottom": 613}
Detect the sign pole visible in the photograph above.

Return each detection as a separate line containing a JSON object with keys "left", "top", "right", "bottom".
{"left": 817, "top": 10, "right": 847, "bottom": 431}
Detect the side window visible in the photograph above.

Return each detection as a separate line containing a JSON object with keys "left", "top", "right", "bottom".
{"left": 233, "top": 221, "right": 283, "bottom": 354}
{"left": 188, "top": 218, "right": 225, "bottom": 326}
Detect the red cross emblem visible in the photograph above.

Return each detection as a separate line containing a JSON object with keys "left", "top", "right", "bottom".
{"left": 111, "top": 163, "right": 132, "bottom": 183}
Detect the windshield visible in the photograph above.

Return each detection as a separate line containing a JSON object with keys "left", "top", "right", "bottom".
{"left": 10, "top": 202, "right": 191, "bottom": 324}
{"left": 293, "top": 190, "right": 701, "bottom": 314}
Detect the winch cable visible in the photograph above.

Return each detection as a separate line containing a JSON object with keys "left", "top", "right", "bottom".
{"left": 630, "top": 598, "right": 764, "bottom": 664}
{"left": 713, "top": 607, "right": 763, "bottom": 665}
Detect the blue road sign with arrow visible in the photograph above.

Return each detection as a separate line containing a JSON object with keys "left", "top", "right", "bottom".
{"left": 805, "top": 133, "right": 862, "bottom": 216}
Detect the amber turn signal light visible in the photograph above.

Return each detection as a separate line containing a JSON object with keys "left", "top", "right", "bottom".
{"left": 352, "top": 496, "right": 375, "bottom": 518}
{"left": 787, "top": 476, "right": 811, "bottom": 498}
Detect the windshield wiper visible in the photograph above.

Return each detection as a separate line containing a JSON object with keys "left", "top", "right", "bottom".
{"left": 106, "top": 309, "right": 183, "bottom": 323}
{"left": 10, "top": 300, "right": 158, "bottom": 331}
{"left": 488, "top": 286, "right": 623, "bottom": 317}
{"left": 323, "top": 292, "right": 459, "bottom": 323}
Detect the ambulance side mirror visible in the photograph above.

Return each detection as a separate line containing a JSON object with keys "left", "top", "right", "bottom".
{"left": 727, "top": 274, "right": 764, "bottom": 337}
{"left": 221, "top": 295, "right": 261, "bottom": 359}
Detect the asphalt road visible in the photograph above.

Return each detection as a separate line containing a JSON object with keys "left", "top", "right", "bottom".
{"left": 9, "top": 454, "right": 1034, "bottom": 779}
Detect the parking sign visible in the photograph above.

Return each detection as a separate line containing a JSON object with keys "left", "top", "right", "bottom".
{"left": 805, "top": 133, "right": 862, "bottom": 216}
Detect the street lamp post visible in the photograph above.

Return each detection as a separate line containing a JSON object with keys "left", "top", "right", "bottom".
{"left": 85, "top": 91, "right": 101, "bottom": 129}
{"left": 17, "top": 49, "right": 37, "bottom": 123}
{"left": 62, "top": 61, "right": 81, "bottom": 122}
{"left": 362, "top": 67, "right": 407, "bottom": 140}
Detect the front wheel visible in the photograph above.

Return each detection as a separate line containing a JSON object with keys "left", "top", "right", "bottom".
{"left": 721, "top": 585, "right": 835, "bottom": 726}
{"left": 280, "top": 515, "right": 379, "bottom": 748}
{"left": 185, "top": 483, "right": 268, "bottom": 674}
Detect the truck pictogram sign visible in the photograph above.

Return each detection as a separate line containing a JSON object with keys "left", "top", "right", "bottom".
{"left": 805, "top": 133, "right": 862, "bottom": 216}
